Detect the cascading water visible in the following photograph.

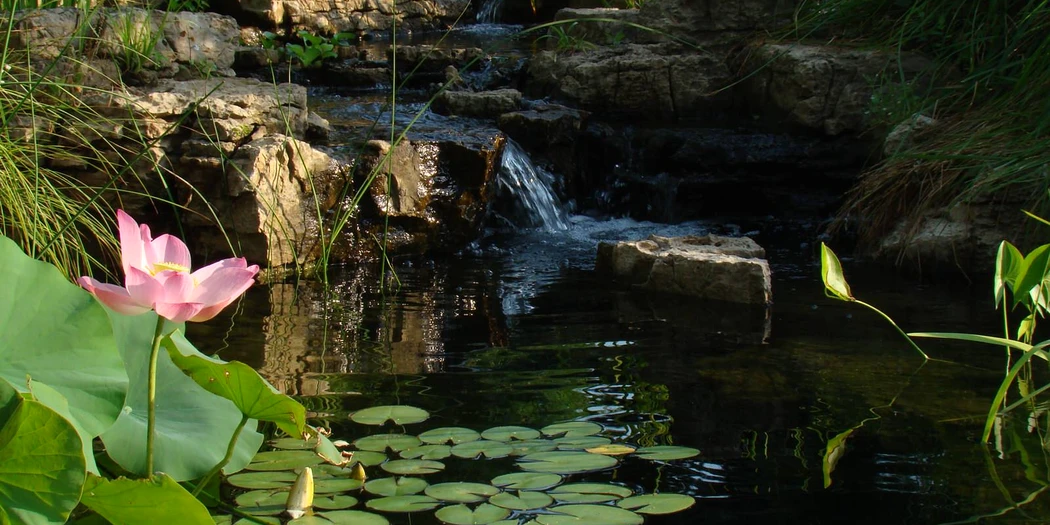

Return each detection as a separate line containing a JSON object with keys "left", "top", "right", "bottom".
{"left": 476, "top": 0, "right": 504, "bottom": 23}
{"left": 494, "top": 138, "right": 571, "bottom": 232}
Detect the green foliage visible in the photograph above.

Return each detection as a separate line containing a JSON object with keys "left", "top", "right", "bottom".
{"left": 111, "top": 9, "right": 167, "bottom": 75}
{"left": 535, "top": 22, "right": 598, "bottom": 54}
{"left": 261, "top": 30, "right": 358, "bottom": 68}
{"left": 79, "top": 474, "right": 212, "bottom": 523}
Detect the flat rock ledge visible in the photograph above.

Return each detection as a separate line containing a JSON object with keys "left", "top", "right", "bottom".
{"left": 596, "top": 234, "right": 772, "bottom": 305}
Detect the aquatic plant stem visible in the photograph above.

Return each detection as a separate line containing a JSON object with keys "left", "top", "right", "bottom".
{"left": 854, "top": 299, "right": 930, "bottom": 360}
{"left": 193, "top": 414, "right": 250, "bottom": 497}
{"left": 146, "top": 315, "right": 166, "bottom": 477}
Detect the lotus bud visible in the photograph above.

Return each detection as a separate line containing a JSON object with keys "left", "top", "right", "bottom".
{"left": 285, "top": 466, "right": 314, "bottom": 519}
{"left": 351, "top": 462, "right": 367, "bottom": 482}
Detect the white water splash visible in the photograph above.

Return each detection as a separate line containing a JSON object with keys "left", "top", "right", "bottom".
{"left": 496, "top": 139, "right": 571, "bottom": 232}
{"left": 477, "top": 0, "right": 504, "bottom": 23}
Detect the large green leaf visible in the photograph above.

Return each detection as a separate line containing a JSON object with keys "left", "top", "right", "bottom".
{"left": 100, "top": 311, "right": 263, "bottom": 480}
{"left": 164, "top": 331, "right": 306, "bottom": 439}
{"left": 0, "top": 379, "right": 85, "bottom": 525}
{"left": 820, "top": 243, "right": 854, "bottom": 302}
{"left": 995, "top": 241, "right": 1024, "bottom": 306}
{"left": 823, "top": 428, "right": 854, "bottom": 489}
{"left": 0, "top": 236, "right": 128, "bottom": 459}
{"left": 79, "top": 473, "right": 212, "bottom": 524}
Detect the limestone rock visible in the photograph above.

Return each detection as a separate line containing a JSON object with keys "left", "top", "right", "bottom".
{"left": 433, "top": 89, "right": 523, "bottom": 118}
{"left": 214, "top": 0, "right": 470, "bottom": 34}
{"left": 883, "top": 114, "right": 937, "bottom": 156}
{"left": 638, "top": 0, "right": 797, "bottom": 34}
{"left": 596, "top": 234, "right": 772, "bottom": 304}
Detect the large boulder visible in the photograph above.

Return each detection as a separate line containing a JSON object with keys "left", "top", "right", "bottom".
{"left": 212, "top": 0, "right": 471, "bottom": 34}
{"left": 638, "top": 0, "right": 798, "bottom": 35}
{"left": 596, "top": 234, "right": 772, "bottom": 304}
{"left": 433, "top": 89, "right": 523, "bottom": 118}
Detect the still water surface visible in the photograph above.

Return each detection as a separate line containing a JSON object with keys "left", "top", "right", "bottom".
{"left": 202, "top": 218, "right": 1050, "bottom": 524}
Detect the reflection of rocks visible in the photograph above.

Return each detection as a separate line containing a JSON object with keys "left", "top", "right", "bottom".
{"left": 596, "top": 234, "right": 772, "bottom": 304}
{"left": 257, "top": 284, "right": 321, "bottom": 394}
{"left": 614, "top": 291, "right": 771, "bottom": 345}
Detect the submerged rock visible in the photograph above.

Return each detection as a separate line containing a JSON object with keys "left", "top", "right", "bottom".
{"left": 596, "top": 234, "right": 772, "bottom": 304}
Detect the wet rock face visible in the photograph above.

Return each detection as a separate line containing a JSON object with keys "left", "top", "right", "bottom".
{"left": 638, "top": 0, "right": 798, "bottom": 34}
{"left": 433, "top": 89, "right": 523, "bottom": 119}
{"left": 596, "top": 234, "right": 772, "bottom": 305}
{"left": 212, "top": 0, "right": 470, "bottom": 34}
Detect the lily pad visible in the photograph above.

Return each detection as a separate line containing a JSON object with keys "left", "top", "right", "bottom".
{"left": 365, "top": 477, "right": 429, "bottom": 496}
{"left": 80, "top": 474, "right": 213, "bottom": 524}
{"left": 314, "top": 478, "right": 364, "bottom": 494}
{"left": 365, "top": 495, "right": 441, "bottom": 513}
{"left": 270, "top": 438, "right": 315, "bottom": 450}
{"left": 348, "top": 450, "right": 388, "bottom": 467}
{"left": 516, "top": 451, "right": 619, "bottom": 475}
{"left": 425, "top": 482, "right": 500, "bottom": 503}
{"left": 245, "top": 450, "right": 323, "bottom": 471}
{"left": 541, "top": 422, "right": 603, "bottom": 438}
{"left": 233, "top": 490, "right": 288, "bottom": 516}
{"left": 537, "top": 505, "right": 643, "bottom": 525}
{"left": 227, "top": 470, "right": 297, "bottom": 489}
{"left": 490, "top": 491, "right": 554, "bottom": 510}
{"left": 234, "top": 518, "right": 280, "bottom": 525}
{"left": 491, "top": 472, "right": 563, "bottom": 491}
{"left": 313, "top": 494, "right": 360, "bottom": 510}
{"left": 585, "top": 444, "right": 635, "bottom": 456}
{"left": 351, "top": 405, "right": 429, "bottom": 426}
{"left": 354, "top": 434, "right": 422, "bottom": 453}
{"left": 418, "top": 427, "right": 481, "bottom": 445}
{"left": 554, "top": 436, "right": 611, "bottom": 451}
{"left": 482, "top": 426, "right": 540, "bottom": 442}
{"left": 317, "top": 510, "right": 389, "bottom": 524}
{"left": 633, "top": 446, "right": 700, "bottom": 461}
{"left": 452, "top": 440, "right": 513, "bottom": 459}
{"left": 400, "top": 444, "right": 452, "bottom": 460}
{"left": 381, "top": 459, "right": 445, "bottom": 475}
{"left": 617, "top": 493, "right": 696, "bottom": 514}
{"left": 509, "top": 439, "right": 558, "bottom": 456}
{"left": 288, "top": 517, "right": 332, "bottom": 525}
{"left": 551, "top": 483, "right": 632, "bottom": 503}
{"left": 434, "top": 503, "right": 510, "bottom": 525}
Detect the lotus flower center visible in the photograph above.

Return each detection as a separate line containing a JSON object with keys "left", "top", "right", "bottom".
{"left": 152, "top": 261, "right": 190, "bottom": 274}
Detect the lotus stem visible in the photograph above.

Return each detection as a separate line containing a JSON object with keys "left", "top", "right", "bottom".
{"left": 854, "top": 299, "right": 930, "bottom": 360}
{"left": 146, "top": 315, "right": 166, "bottom": 477}
{"left": 193, "top": 414, "right": 250, "bottom": 497}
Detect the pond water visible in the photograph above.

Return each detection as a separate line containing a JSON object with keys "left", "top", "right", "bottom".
{"left": 200, "top": 212, "right": 1050, "bottom": 525}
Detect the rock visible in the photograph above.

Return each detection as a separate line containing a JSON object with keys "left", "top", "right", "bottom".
{"left": 527, "top": 44, "right": 732, "bottom": 121}
{"left": 305, "top": 111, "right": 331, "bottom": 142}
{"left": 498, "top": 103, "right": 589, "bottom": 182}
{"left": 551, "top": 8, "right": 646, "bottom": 45}
{"left": 596, "top": 234, "right": 772, "bottom": 304}
{"left": 883, "top": 114, "right": 936, "bottom": 156}
{"left": 638, "top": 0, "right": 797, "bottom": 35}
{"left": 433, "top": 89, "right": 523, "bottom": 118}
{"left": 213, "top": 0, "right": 470, "bottom": 34}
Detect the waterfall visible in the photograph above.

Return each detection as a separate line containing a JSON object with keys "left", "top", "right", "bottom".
{"left": 495, "top": 139, "right": 570, "bottom": 232}
{"left": 477, "top": 0, "right": 503, "bottom": 23}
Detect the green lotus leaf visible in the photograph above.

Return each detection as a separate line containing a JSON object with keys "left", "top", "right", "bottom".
{"left": 245, "top": 450, "right": 323, "bottom": 471}
{"left": 418, "top": 427, "right": 481, "bottom": 445}
{"left": 481, "top": 426, "right": 540, "bottom": 442}
{"left": 490, "top": 491, "right": 554, "bottom": 510}
{"left": 313, "top": 494, "right": 359, "bottom": 510}
{"left": 537, "top": 505, "right": 643, "bottom": 525}
{"left": 509, "top": 439, "right": 558, "bottom": 456}
{"left": 354, "top": 434, "right": 422, "bottom": 453}
{"left": 270, "top": 437, "right": 315, "bottom": 450}
{"left": 79, "top": 473, "right": 212, "bottom": 524}
{"left": 365, "top": 476, "right": 429, "bottom": 496}
{"left": 233, "top": 489, "right": 287, "bottom": 516}
{"left": 314, "top": 429, "right": 352, "bottom": 467}
{"left": 0, "top": 236, "right": 128, "bottom": 474}
{"left": 226, "top": 470, "right": 297, "bottom": 489}
{"left": 213, "top": 515, "right": 233, "bottom": 525}
{"left": 540, "top": 422, "right": 603, "bottom": 439}
{"left": 348, "top": 450, "right": 389, "bottom": 467}
{"left": 381, "top": 459, "right": 445, "bottom": 475}
{"left": 165, "top": 330, "right": 306, "bottom": 439}
{"left": 516, "top": 452, "right": 618, "bottom": 475}
{"left": 0, "top": 380, "right": 85, "bottom": 525}
{"left": 101, "top": 310, "right": 263, "bottom": 480}
{"left": 617, "top": 493, "right": 696, "bottom": 514}
{"left": 451, "top": 440, "right": 513, "bottom": 459}
{"left": 633, "top": 446, "right": 700, "bottom": 461}
{"left": 314, "top": 478, "right": 364, "bottom": 494}
{"left": 550, "top": 483, "right": 632, "bottom": 503}
{"left": 434, "top": 503, "right": 510, "bottom": 525}
{"left": 288, "top": 517, "right": 332, "bottom": 525}
{"left": 350, "top": 405, "right": 429, "bottom": 426}
{"left": 365, "top": 495, "right": 440, "bottom": 513}
{"left": 491, "top": 472, "right": 563, "bottom": 491}
{"left": 554, "top": 436, "right": 611, "bottom": 451}
{"left": 312, "top": 464, "right": 355, "bottom": 478}
{"left": 234, "top": 518, "right": 280, "bottom": 525}
{"left": 425, "top": 482, "right": 500, "bottom": 503}
{"left": 401, "top": 444, "right": 452, "bottom": 460}
{"left": 317, "top": 510, "right": 389, "bottom": 524}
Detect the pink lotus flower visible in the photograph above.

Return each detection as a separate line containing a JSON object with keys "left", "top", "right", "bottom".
{"left": 79, "top": 210, "right": 260, "bottom": 323}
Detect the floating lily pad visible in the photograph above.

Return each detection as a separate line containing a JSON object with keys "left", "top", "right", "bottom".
{"left": 348, "top": 450, "right": 388, "bottom": 466}
{"left": 490, "top": 491, "right": 554, "bottom": 511}
{"left": 226, "top": 471, "right": 297, "bottom": 489}
{"left": 481, "top": 426, "right": 540, "bottom": 441}
{"left": 551, "top": 483, "right": 632, "bottom": 503}
{"left": 234, "top": 517, "right": 280, "bottom": 525}
{"left": 365, "top": 477, "right": 429, "bottom": 496}
{"left": 213, "top": 516, "right": 232, "bottom": 525}
{"left": 554, "top": 436, "right": 611, "bottom": 451}
{"left": 537, "top": 505, "right": 643, "bottom": 525}
{"left": 313, "top": 494, "right": 360, "bottom": 510}
{"left": 233, "top": 489, "right": 287, "bottom": 516}
{"left": 317, "top": 510, "right": 389, "bottom": 525}
{"left": 365, "top": 495, "right": 441, "bottom": 513}
{"left": 246, "top": 450, "right": 323, "bottom": 471}
{"left": 418, "top": 427, "right": 481, "bottom": 445}
{"left": 351, "top": 405, "right": 429, "bottom": 426}
{"left": 509, "top": 439, "right": 558, "bottom": 456}
{"left": 541, "top": 422, "right": 603, "bottom": 438}
{"left": 452, "top": 440, "right": 513, "bottom": 459}
{"left": 314, "top": 478, "right": 364, "bottom": 494}
{"left": 381, "top": 459, "right": 445, "bottom": 475}
{"left": 633, "top": 446, "right": 700, "bottom": 461}
{"left": 617, "top": 494, "right": 696, "bottom": 514}
{"left": 516, "top": 451, "right": 619, "bottom": 474}
{"left": 400, "top": 444, "right": 452, "bottom": 460}
{"left": 270, "top": 438, "right": 315, "bottom": 450}
{"left": 491, "top": 472, "right": 563, "bottom": 491}
{"left": 435, "top": 503, "right": 510, "bottom": 525}
{"left": 289, "top": 517, "right": 332, "bottom": 525}
{"left": 585, "top": 444, "right": 635, "bottom": 456}
{"left": 425, "top": 482, "right": 500, "bottom": 503}
{"left": 353, "top": 434, "right": 422, "bottom": 453}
